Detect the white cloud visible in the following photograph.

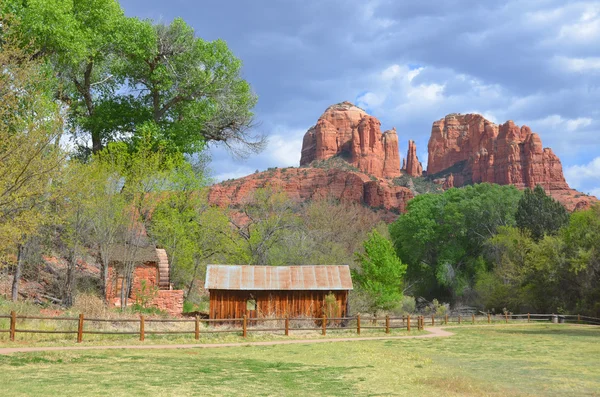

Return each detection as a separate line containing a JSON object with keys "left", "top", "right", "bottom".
{"left": 266, "top": 134, "right": 303, "bottom": 166}
{"left": 564, "top": 157, "right": 600, "bottom": 190}
{"left": 557, "top": 6, "right": 600, "bottom": 42}
{"left": 407, "top": 82, "right": 445, "bottom": 102}
{"left": 555, "top": 56, "right": 600, "bottom": 73}
{"left": 532, "top": 115, "right": 592, "bottom": 132}
{"left": 356, "top": 64, "right": 446, "bottom": 120}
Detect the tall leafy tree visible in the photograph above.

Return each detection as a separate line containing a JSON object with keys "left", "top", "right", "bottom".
{"left": 149, "top": 164, "right": 233, "bottom": 297}
{"left": 228, "top": 188, "right": 299, "bottom": 266}
{"left": 118, "top": 17, "right": 264, "bottom": 157}
{"left": 4, "top": 0, "right": 263, "bottom": 156}
{"left": 390, "top": 184, "right": 522, "bottom": 301}
{"left": 353, "top": 230, "right": 407, "bottom": 314}
{"left": 516, "top": 185, "right": 569, "bottom": 241}
{"left": 4, "top": 0, "right": 127, "bottom": 153}
{"left": 0, "top": 41, "right": 65, "bottom": 299}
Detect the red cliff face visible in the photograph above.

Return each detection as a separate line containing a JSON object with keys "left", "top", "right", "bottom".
{"left": 402, "top": 140, "right": 423, "bottom": 177}
{"left": 427, "top": 113, "right": 595, "bottom": 210}
{"left": 300, "top": 102, "right": 401, "bottom": 179}
{"left": 208, "top": 168, "right": 413, "bottom": 215}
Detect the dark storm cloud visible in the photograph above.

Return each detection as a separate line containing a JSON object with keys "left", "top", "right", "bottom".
{"left": 120, "top": 0, "right": 600, "bottom": 196}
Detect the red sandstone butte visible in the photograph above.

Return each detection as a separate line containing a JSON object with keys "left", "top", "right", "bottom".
{"left": 208, "top": 167, "right": 413, "bottom": 214}
{"left": 300, "top": 101, "right": 401, "bottom": 179}
{"left": 427, "top": 113, "right": 596, "bottom": 210}
{"left": 402, "top": 140, "right": 423, "bottom": 177}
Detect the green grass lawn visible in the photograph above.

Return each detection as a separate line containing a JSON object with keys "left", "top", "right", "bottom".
{"left": 1, "top": 324, "right": 599, "bottom": 396}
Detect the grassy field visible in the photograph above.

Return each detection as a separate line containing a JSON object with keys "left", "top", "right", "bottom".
{"left": 1, "top": 324, "right": 599, "bottom": 396}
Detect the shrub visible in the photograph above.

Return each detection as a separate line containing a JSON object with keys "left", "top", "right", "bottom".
{"left": 322, "top": 292, "right": 339, "bottom": 318}
{"left": 133, "top": 280, "right": 159, "bottom": 309}
{"left": 70, "top": 293, "right": 109, "bottom": 318}
{"left": 400, "top": 295, "right": 416, "bottom": 314}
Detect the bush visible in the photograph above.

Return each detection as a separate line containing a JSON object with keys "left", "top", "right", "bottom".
{"left": 348, "top": 289, "right": 376, "bottom": 315}
{"left": 400, "top": 296, "right": 416, "bottom": 314}
{"left": 70, "top": 293, "right": 109, "bottom": 318}
{"left": 133, "top": 280, "right": 159, "bottom": 308}
{"left": 322, "top": 292, "right": 339, "bottom": 318}
{"left": 423, "top": 299, "right": 449, "bottom": 316}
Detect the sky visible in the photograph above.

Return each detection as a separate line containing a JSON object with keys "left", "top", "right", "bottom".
{"left": 120, "top": 0, "right": 600, "bottom": 198}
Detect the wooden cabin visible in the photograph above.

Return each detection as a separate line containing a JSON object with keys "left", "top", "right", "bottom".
{"left": 204, "top": 265, "right": 353, "bottom": 319}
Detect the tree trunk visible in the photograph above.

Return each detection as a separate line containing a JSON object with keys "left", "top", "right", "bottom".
{"left": 11, "top": 244, "right": 24, "bottom": 302}
{"left": 99, "top": 248, "right": 110, "bottom": 303}
{"left": 91, "top": 131, "right": 103, "bottom": 154}
{"left": 186, "top": 260, "right": 202, "bottom": 298}
{"left": 64, "top": 249, "right": 77, "bottom": 307}
{"left": 120, "top": 261, "right": 134, "bottom": 310}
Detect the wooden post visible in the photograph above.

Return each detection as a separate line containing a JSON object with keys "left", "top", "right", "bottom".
{"left": 357, "top": 314, "right": 361, "bottom": 335}
{"left": 9, "top": 311, "right": 16, "bottom": 342}
{"left": 528, "top": 313, "right": 531, "bottom": 323}
{"left": 139, "top": 315, "right": 145, "bottom": 342}
{"left": 445, "top": 314, "right": 448, "bottom": 325}
{"left": 472, "top": 314, "right": 475, "bottom": 325}
{"left": 488, "top": 313, "right": 491, "bottom": 324}
{"left": 432, "top": 315, "right": 435, "bottom": 326}
{"left": 77, "top": 313, "right": 84, "bottom": 343}
{"left": 578, "top": 314, "right": 580, "bottom": 324}
{"left": 385, "top": 315, "right": 390, "bottom": 334}
{"left": 505, "top": 313, "right": 508, "bottom": 324}
{"left": 285, "top": 316, "right": 289, "bottom": 336}
{"left": 195, "top": 315, "right": 200, "bottom": 340}
{"left": 322, "top": 315, "right": 327, "bottom": 336}
{"left": 407, "top": 315, "right": 411, "bottom": 332}
{"left": 458, "top": 315, "right": 461, "bottom": 325}
{"left": 243, "top": 315, "right": 247, "bottom": 338}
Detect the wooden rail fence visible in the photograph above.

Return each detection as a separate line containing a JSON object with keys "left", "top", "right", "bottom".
{"left": 1, "top": 312, "right": 598, "bottom": 343}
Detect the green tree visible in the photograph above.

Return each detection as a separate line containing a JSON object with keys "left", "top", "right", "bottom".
{"left": 4, "top": 0, "right": 128, "bottom": 153}
{"left": 476, "top": 226, "right": 534, "bottom": 311}
{"left": 0, "top": 41, "right": 65, "bottom": 299}
{"left": 84, "top": 159, "right": 128, "bottom": 300}
{"left": 560, "top": 204, "right": 600, "bottom": 315}
{"left": 228, "top": 188, "right": 299, "bottom": 266}
{"left": 149, "top": 164, "right": 233, "bottom": 297}
{"left": 516, "top": 185, "right": 569, "bottom": 241}
{"left": 389, "top": 184, "right": 522, "bottom": 302}
{"left": 353, "top": 230, "right": 407, "bottom": 314}
{"left": 4, "top": 1, "right": 263, "bottom": 156}
{"left": 118, "top": 17, "right": 264, "bottom": 157}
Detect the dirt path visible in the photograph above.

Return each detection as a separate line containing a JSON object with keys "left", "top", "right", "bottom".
{"left": 0, "top": 327, "right": 454, "bottom": 355}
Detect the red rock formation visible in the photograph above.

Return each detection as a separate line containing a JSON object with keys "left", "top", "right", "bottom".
{"left": 443, "top": 174, "right": 454, "bottom": 190}
{"left": 208, "top": 167, "right": 413, "bottom": 214}
{"left": 427, "top": 113, "right": 595, "bottom": 210}
{"left": 300, "top": 102, "right": 401, "bottom": 179}
{"left": 402, "top": 140, "right": 423, "bottom": 177}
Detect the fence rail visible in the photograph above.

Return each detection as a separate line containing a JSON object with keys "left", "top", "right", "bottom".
{"left": 1, "top": 311, "right": 598, "bottom": 343}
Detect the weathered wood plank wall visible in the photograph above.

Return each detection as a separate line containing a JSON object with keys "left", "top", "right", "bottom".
{"left": 208, "top": 290, "right": 348, "bottom": 319}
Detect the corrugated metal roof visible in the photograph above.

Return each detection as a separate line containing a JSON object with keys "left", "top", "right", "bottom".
{"left": 204, "top": 265, "right": 353, "bottom": 291}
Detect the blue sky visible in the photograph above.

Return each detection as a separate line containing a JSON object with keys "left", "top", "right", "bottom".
{"left": 121, "top": 0, "right": 600, "bottom": 197}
